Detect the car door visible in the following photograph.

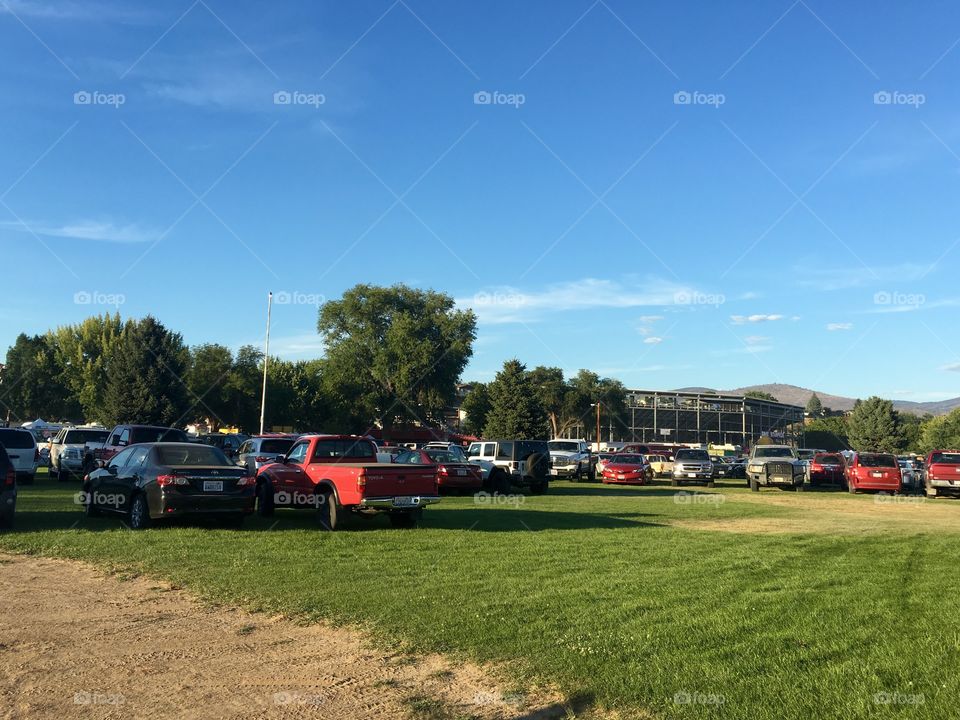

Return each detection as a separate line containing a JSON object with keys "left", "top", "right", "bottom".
{"left": 269, "top": 440, "right": 310, "bottom": 499}
{"left": 115, "top": 445, "right": 151, "bottom": 513}
{"left": 94, "top": 446, "right": 136, "bottom": 511}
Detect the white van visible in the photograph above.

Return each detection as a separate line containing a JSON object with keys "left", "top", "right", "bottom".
{"left": 0, "top": 428, "right": 38, "bottom": 484}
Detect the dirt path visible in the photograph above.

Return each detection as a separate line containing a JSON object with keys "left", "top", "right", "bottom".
{"left": 0, "top": 554, "right": 564, "bottom": 720}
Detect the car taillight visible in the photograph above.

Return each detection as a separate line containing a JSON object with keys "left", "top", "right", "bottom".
{"left": 156, "top": 474, "right": 189, "bottom": 487}
{"left": 237, "top": 476, "right": 256, "bottom": 487}
{"left": 255, "top": 455, "right": 270, "bottom": 463}
{"left": 438, "top": 466, "right": 448, "bottom": 475}
{"left": 357, "top": 470, "right": 367, "bottom": 493}
{"left": 3, "top": 467, "right": 14, "bottom": 488}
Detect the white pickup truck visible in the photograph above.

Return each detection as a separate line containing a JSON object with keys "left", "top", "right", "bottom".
{"left": 548, "top": 438, "right": 594, "bottom": 481}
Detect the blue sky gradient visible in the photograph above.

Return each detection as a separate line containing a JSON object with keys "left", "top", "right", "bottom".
{"left": 2, "top": 0, "right": 959, "bottom": 400}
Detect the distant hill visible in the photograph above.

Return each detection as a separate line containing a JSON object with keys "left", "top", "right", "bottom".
{"left": 729, "top": 383, "right": 960, "bottom": 416}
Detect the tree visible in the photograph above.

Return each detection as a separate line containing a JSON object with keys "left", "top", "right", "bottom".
{"left": 48, "top": 313, "right": 123, "bottom": 422}
{"left": 460, "top": 383, "right": 492, "bottom": 436}
{"left": 225, "top": 345, "right": 264, "bottom": 432}
{"left": 186, "top": 344, "right": 235, "bottom": 428}
{"left": 744, "top": 390, "right": 778, "bottom": 402}
{"left": 528, "top": 366, "right": 567, "bottom": 437}
{"left": 806, "top": 393, "right": 823, "bottom": 417}
{"left": 318, "top": 284, "right": 476, "bottom": 428}
{"left": 919, "top": 409, "right": 960, "bottom": 453}
{"left": 846, "top": 396, "right": 903, "bottom": 453}
{"left": 805, "top": 416, "right": 850, "bottom": 448}
{"left": 101, "top": 317, "right": 191, "bottom": 426}
{"left": 2, "top": 334, "right": 79, "bottom": 421}
{"left": 483, "top": 360, "right": 545, "bottom": 438}
{"left": 898, "top": 412, "right": 926, "bottom": 453}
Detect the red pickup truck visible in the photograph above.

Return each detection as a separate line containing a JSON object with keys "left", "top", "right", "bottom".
{"left": 255, "top": 434, "right": 440, "bottom": 529}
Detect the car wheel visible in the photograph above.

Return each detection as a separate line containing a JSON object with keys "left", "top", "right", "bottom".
{"left": 529, "top": 479, "right": 548, "bottom": 494}
{"left": 492, "top": 470, "right": 511, "bottom": 495}
{"left": 256, "top": 479, "right": 274, "bottom": 517}
{"left": 670, "top": 478, "right": 679, "bottom": 487}
{"left": 848, "top": 481, "right": 857, "bottom": 495}
{"left": 707, "top": 481, "right": 716, "bottom": 488}
{"left": 83, "top": 486, "right": 101, "bottom": 518}
{"left": 128, "top": 493, "right": 150, "bottom": 530}
{"left": 57, "top": 468, "right": 70, "bottom": 483}
{"left": 389, "top": 509, "right": 423, "bottom": 528}
{"left": 317, "top": 489, "right": 342, "bottom": 531}
{"left": 750, "top": 477, "right": 759, "bottom": 492}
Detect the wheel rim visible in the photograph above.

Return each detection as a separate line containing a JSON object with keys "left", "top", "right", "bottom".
{"left": 131, "top": 498, "right": 145, "bottom": 526}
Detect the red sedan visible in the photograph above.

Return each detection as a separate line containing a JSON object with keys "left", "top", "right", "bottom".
{"left": 846, "top": 452, "right": 902, "bottom": 494}
{"left": 394, "top": 447, "right": 483, "bottom": 492}
{"left": 601, "top": 454, "right": 653, "bottom": 485}
{"left": 809, "top": 452, "right": 846, "bottom": 486}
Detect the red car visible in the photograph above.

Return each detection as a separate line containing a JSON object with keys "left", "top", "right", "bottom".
{"left": 845, "top": 452, "right": 902, "bottom": 494}
{"left": 924, "top": 450, "right": 960, "bottom": 498}
{"left": 601, "top": 453, "right": 653, "bottom": 485}
{"left": 394, "top": 447, "right": 483, "bottom": 492}
{"left": 809, "top": 452, "right": 846, "bottom": 486}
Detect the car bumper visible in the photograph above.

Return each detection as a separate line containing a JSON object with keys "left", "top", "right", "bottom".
{"left": 437, "top": 476, "right": 483, "bottom": 489}
{"left": 602, "top": 474, "right": 645, "bottom": 485}
{"left": 360, "top": 495, "right": 441, "bottom": 510}
{"left": 550, "top": 466, "right": 578, "bottom": 477}
{"left": 810, "top": 471, "right": 843, "bottom": 482}
{"left": 749, "top": 473, "right": 804, "bottom": 487}
{"left": 154, "top": 492, "right": 255, "bottom": 518}
{"left": 674, "top": 472, "right": 713, "bottom": 481}
{"left": 927, "top": 478, "right": 960, "bottom": 492}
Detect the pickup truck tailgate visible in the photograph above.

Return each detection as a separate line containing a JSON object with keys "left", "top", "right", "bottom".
{"left": 362, "top": 464, "right": 437, "bottom": 496}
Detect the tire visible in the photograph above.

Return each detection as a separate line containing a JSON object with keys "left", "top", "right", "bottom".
{"left": 19, "top": 474, "right": 33, "bottom": 486}
{"left": 389, "top": 509, "right": 423, "bottom": 528}
{"left": 128, "top": 493, "right": 150, "bottom": 530}
{"left": 317, "top": 489, "right": 343, "bottom": 531}
{"left": 57, "top": 468, "right": 70, "bottom": 483}
{"left": 707, "top": 481, "right": 716, "bottom": 488}
{"left": 848, "top": 481, "right": 857, "bottom": 495}
{"left": 83, "top": 486, "right": 101, "bottom": 518}
{"left": 256, "top": 479, "right": 274, "bottom": 517}
{"left": 529, "top": 479, "right": 548, "bottom": 495}
{"left": 671, "top": 478, "right": 679, "bottom": 487}
{"left": 490, "top": 470, "right": 510, "bottom": 495}
{"left": 750, "top": 477, "right": 759, "bottom": 492}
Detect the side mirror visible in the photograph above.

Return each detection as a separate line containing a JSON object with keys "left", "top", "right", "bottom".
{"left": 97, "top": 460, "right": 108, "bottom": 469}
{"left": 277, "top": 455, "right": 287, "bottom": 464}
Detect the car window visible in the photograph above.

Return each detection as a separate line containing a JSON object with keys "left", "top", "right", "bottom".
{"left": 118, "top": 428, "right": 131, "bottom": 446}
{"left": 259, "top": 439, "right": 294, "bottom": 454}
{"left": 0, "top": 429, "right": 35, "bottom": 449}
{"left": 675, "top": 449, "right": 709, "bottom": 461}
{"left": 155, "top": 445, "right": 230, "bottom": 466}
{"left": 860, "top": 453, "right": 897, "bottom": 468}
{"left": 130, "top": 427, "right": 189, "bottom": 444}
{"left": 930, "top": 452, "right": 960, "bottom": 464}
{"left": 124, "top": 446, "right": 151, "bottom": 472}
{"left": 425, "top": 450, "right": 460, "bottom": 463}
{"left": 496, "top": 442, "right": 514, "bottom": 460}
{"left": 394, "top": 451, "right": 413, "bottom": 464}
{"left": 467, "top": 443, "right": 481, "bottom": 456}
{"left": 108, "top": 447, "right": 136, "bottom": 471}
{"left": 311, "top": 439, "right": 376, "bottom": 460}
{"left": 238, "top": 441, "right": 251, "bottom": 454}
{"left": 286, "top": 442, "right": 308, "bottom": 465}
{"left": 64, "top": 429, "right": 109, "bottom": 445}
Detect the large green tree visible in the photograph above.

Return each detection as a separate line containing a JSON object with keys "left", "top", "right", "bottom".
{"left": 186, "top": 344, "right": 236, "bottom": 428}
{"left": 317, "top": 284, "right": 476, "bottom": 428}
{"left": 101, "top": 317, "right": 191, "bottom": 426}
{"left": 744, "top": 390, "right": 778, "bottom": 402}
{"left": 483, "top": 359, "right": 546, "bottom": 438}
{"left": 1, "top": 334, "right": 79, "bottom": 421}
{"left": 47, "top": 313, "right": 123, "bottom": 422}
{"left": 919, "top": 408, "right": 960, "bottom": 453}
{"left": 846, "top": 396, "right": 903, "bottom": 452}
{"left": 460, "top": 382, "right": 492, "bottom": 436}
{"left": 806, "top": 392, "right": 823, "bottom": 417}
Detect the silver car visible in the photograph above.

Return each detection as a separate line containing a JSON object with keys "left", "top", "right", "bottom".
{"left": 236, "top": 436, "right": 296, "bottom": 475}
{"left": 671, "top": 448, "right": 715, "bottom": 487}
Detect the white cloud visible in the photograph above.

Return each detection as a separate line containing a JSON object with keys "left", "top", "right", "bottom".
{"left": 1, "top": 219, "right": 156, "bottom": 243}
{"left": 941, "top": 363, "right": 960, "bottom": 372}
{"left": 264, "top": 333, "right": 326, "bottom": 359}
{"left": 827, "top": 322, "right": 853, "bottom": 331}
{"left": 796, "top": 262, "right": 933, "bottom": 291}
{"left": 744, "top": 335, "right": 769, "bottom": 345}
{"left": 0, "top": 1, "right": 154, "bottom": 21}
{"left": 461, "top": 278, "right": 699, "bottom": 324}
{"left": 730, "top": 314, "right": 783, "bottom": 325}
{"left": 643, "top": 337, "right": 663, "bottom": 344}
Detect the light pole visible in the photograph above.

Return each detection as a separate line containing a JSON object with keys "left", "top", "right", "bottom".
{"left": 259, "top": 291, "right": 273, "bottom": 435}
{"left": 591, "top": 402, "right": 601, "bottom": 451}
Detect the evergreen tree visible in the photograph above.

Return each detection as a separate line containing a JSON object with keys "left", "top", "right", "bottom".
{"left": 846, "top": 396, "right": 903, "bottom": 452}
{"left": 483, "top": 360, "right": 545, "bottom": 438}
{"left": 805, "top": 393, "right": 823, "bottom": 417}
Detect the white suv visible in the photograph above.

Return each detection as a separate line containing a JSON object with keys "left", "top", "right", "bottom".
{"left": 0, "top": 428, "right": 38, "bottom": 484}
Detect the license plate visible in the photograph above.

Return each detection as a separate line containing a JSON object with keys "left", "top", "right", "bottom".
{"left": 872, "top": 472, "right": 883, "bottom": 478}
{"left": 774, "top": 476, "right": 788, "bottom": 483}
{"left": 393, "top": 496, "right": 415, "bottom": 507}
{"left": 687, "top": 473, "right": 697, "bottom": 478}
{"left": 618, "top": 474, "right": 626, "bottom": 480}
{"left": 203, "top": 480, "right": 223, "bottom": 492}
{"left": 456, "top": 469, "right": 466, "bottom": 476}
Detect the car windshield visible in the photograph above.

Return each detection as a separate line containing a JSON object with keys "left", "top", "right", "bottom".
{"left": 610, "top": 454, "right": 645, "bottom": 465}
{"left": 0, "top": 429, "right": 34, "bottom": 449}
{"left": 131, "top": 427, "right": 189, "bottom": 444}
{"left": 467, "top": 443, "right": 481, "bottom": 455}
{"left": 930, "top": 452, "right": 960, "bottom": 464}
{"left": 859, "top": 454, "right": 897, "bottom": 468}
{"left": 675, "top": 449, "right": 708, "bottom": 461}
{"left": 156, "top": 445, "right": 229, "bottom": 466}
{"left": 548, "top": 441, "right": 581, "bottom": 453}
{"left": 425, "top": 450, "right": 463, "bottom": 464}
{"left": 797, "top": 450, "right": 816, "bottom": 459}
{"left": 814, "top": 454, "right": 842, "bottom": 465}
{"left": 753, "top": 447, "right": 794, "bottom": 459}
{"left": 64, "top": 429, "right": 109, "bottom": 444}
{"left": 259, "top": 439, "right": 294, "bottom": 454}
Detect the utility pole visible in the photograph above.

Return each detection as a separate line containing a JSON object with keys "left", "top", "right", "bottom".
{"left": 259, "top": 291, "right": 273, "bottom": 435}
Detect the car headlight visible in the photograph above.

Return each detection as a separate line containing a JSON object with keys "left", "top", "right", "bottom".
{"left": 748, "top": 464, "right": 762, "bottom": 473}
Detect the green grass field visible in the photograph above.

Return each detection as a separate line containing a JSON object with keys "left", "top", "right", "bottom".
{"left": 3, "top": 470, "right": 959, "bottom": 719}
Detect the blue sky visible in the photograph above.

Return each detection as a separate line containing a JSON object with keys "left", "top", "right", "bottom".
{"left": 2, "top": 0, "right": 960, "bottom": 401}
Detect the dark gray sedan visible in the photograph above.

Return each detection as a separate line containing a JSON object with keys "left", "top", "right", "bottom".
{"left": 82, "top": 443, "right": 256, "bottom": 529}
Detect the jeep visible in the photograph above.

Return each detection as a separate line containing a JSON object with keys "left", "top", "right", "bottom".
{"left": 467, "top": 439, "right": 551, "bottom": 494}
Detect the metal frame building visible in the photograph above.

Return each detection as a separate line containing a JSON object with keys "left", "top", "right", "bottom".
{"left": 624, "top": 389, "right": 805, "bottom": 447}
